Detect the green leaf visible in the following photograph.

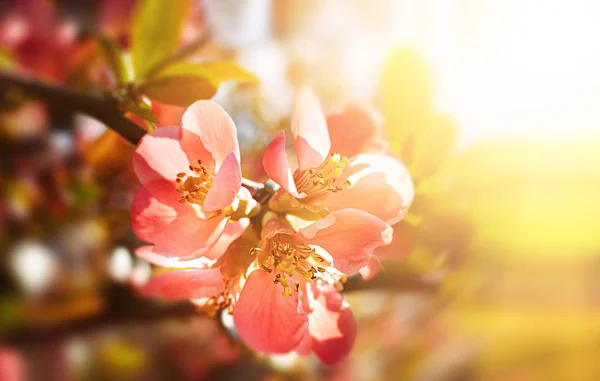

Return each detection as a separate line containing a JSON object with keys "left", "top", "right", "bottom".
{"left": 139, "top": 61, "right": 259, "bottom": 107}
{"left": 202, "top": 61, "right": 260, "bottom": 83}
{"left": 97, "top": 37, "right": 132, "bottom": 85}
{"left": 130, "top": 0, "right": 190, "bottom": 79}
{"left": 161, "top": 61, "right": 259, "bottom": 84}
{"left": 139, "top": 75, "right": 217, "bottom": 107}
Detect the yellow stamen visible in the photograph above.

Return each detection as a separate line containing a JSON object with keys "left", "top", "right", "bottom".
{"left": 176, "top": 159, "right": 214, "bottom": 205}
{"left": 294, "top": 153, "right": 351, "bottom": 198}
{"left": 256, "top": 235, "right": 333, "bottom": 296}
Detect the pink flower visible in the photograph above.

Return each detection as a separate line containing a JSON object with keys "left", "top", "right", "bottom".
{"left": 263, "top": 87, "right": 413, "bottom": 225}
{"left": 131, "top": 100, "right": 249, "bottom": 261}
{"left": 136, "top": 208, "right": 392, "bottom": 364}
{"left": 327, "top": 104, "right": 416, "bottom": 278}
{"left": 233, "top": 210, "right": 392, "bottom": 364}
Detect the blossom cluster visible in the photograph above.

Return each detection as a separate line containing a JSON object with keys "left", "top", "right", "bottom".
{"left": 131, "top": 87, "right": 414, "bottom": 364}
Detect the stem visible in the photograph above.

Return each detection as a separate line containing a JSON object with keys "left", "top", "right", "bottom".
{"left": 1, "top": 285, "right": 198, "bottom": 346}
{"left": 0, "top": 70, "right": 145, "bottom": 145}
{"left": 240, "top": 178, "right": 264, "bottom": 192}
{"left": 0, "top": 68, "right": 264, "bottom": 188}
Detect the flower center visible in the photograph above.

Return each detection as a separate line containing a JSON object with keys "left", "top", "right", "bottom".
{"left": 294, "top": 153, "right": 351, "bottom": 198}
{"left": 176, "top": 160, "right": 214, "bottom": 205}
{"left": 204, "top": 279, "right": 237, "bottom": 314}
{"left": 254, "top": 236, "right": 329, "bottom": 296}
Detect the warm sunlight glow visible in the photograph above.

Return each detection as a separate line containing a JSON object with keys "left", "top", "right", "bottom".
{"left": 389, "top": 0, "right": 600, "bottom": 146}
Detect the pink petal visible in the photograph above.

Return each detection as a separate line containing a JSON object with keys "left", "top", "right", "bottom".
{"left": 180, "top": 101, "right": 240, "bottom": 171}
{"left": 134, "top": 246, "right": 214, "bottom": 268}
{"left": 262, "top": 131, "right": 299, "bottom": 196}
{"left": 323, "top": 154, "right": 414, "bottom": 225}
{"left": 139, "top": 268, "right": 224, "bottom": 301}
{"left": 203, "top": 152, "right": 242, "bottom": 212}
{"left": 294, "top": 330, "right": 312, "bottom": 356}
{"left": 132, "top": 125, "right": 190, "bottom": 200}
{"left": 291, "top": 86, "right": 330, "bottom": 170}
{"left": 327, "top": 104, "right": 386, "bottom": 157}
{"left": 152, "top": 102, "right": 185, "bottom": 126}
{"left": 261, "top": 218, "right": 296, "bottom": 241}
{"left": 298, "top": 209, "right": 393, "bottom": 274}
{"left": 153, "top": 215, "right": 228, "bottom": 258}
{"left": 203, "top": 218, "right": 250, "bottom": 260}
{"left": 131, "top": 187, "right": 177, "bottom": 243}
{"left": 374, "top": 222, "right": 414, "bottom": 261}
{"left": 134, "top": 220, "right": 247, "bottom": 268}
{"left": 306, "top": 284, "right": 357, "bottom": 365}
{"left": 233, "top": 270, "right": 308, "bottom": 353}
{"left": 358, "top": 257, "right": 381, "bottom": 281}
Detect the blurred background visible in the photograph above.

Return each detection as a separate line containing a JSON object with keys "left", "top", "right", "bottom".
{"left": 1, "top": 0, "right": 599, "bottom": 380}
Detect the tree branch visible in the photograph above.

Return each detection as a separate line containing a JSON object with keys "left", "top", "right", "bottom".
{"left": 3, "top": 272, "right": 440, "bottom": 345}
{"left": 2, "top": 285, "right": 198, "bottom": 346}
{"left": 0, "top": 70, "right": 145, "bottom": 145}
{"left": 343, "top": 271, "right": 442, "bottom": 293}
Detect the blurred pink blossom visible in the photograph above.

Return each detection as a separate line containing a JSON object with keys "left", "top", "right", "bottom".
{"left": 0, "top": 347, "right": 26, "bottom": 381}
{"left": 0, "top": 0, "right": 80, "bottom": 81}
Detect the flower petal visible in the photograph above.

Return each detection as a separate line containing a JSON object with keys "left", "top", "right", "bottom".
{"left": 203, "top": 152, "right": 242, "bottom": 212}
{"left": 152, "top": 215, "right": 228, "bottom": 258}
{"left": 359, "top": 222, "right": 413, "bottom": 278}
{"left": 298, "top": 209, "right": 393, "bottom": 274}
{"left": 139, "top": 268, "right": 224, "bottom": 301}
{"left": 262, "top": 131, "right": 299, "bottom": 196}
{"left": 131, "top": 187, "right": 177, "bottom": 243}
{"left": 358, "top": 257, "right": 381, "bottom": 281}
{"left": 203, "top": 218, "right": 250, "bottom": 260}
{"left": 374, "top": 222, "right": 414, "bottom": 261}
{"left": 233, "top": 270, "right": 308, "bottom": 354}
{"left": 134, "top": 218, "right": 248, "bottom": 268}
{"left": 152, "top": 102, "right": 185, "bottom": 126}
{"left": 291, "top": 86, "right": 330, "bottom": 170}
{"left": 327, "top": 104, "right": 386, "bottom": 158}
{"left": 307, "top": 284, "right": 357, "bottom": 365}
{"left": 132, "top": 125, "right": 190, "bottom": 200}
{"left": 180, "top": 100, "right": 240, "bottom": 171}
{"left": 323, "top": 154, "right": 414, "bottom": 225}
{"left": 134, "top": 246, "right": 214, "bottom": 268}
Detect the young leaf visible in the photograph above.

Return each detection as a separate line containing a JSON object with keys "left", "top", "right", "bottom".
{"left": 97, "top": 37, "right": 131, "bottom": 85}
{"left": 139, "top": 75, "right": 217, "bottom": 107}
{"left": 202, "top": 61, "right": 260, "bottom": 83}
{"left": 130, "top": 0, "right": 190, "bottom": 79}
{"left": 161, "top": 61, "right": 260, "bottom": 84}
{"left": 138, "top": 61, "right": 259, "bottom": 107}
{"left": 123, "top": 101, "right": 159, "bottom": 123}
